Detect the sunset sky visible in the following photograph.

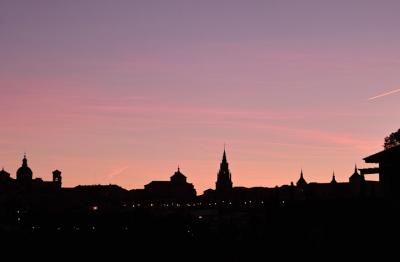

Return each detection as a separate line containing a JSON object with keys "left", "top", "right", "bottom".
{"left": 1, "top": 0, "right": 399, "bottom": 193}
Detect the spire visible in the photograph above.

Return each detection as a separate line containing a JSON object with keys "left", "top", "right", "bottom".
{"left": 296, "top": 169, "right": 307, "bottom": 187}
{"left": 216, "top": 146, "right": 233, "bottom": 192}
{"left": 177, "top": 165, "right": 180, "bottom": 172}
{"left": 352, "top": 164, "right": 359, "bottom": 176}
{"left": 331, "top": 171, "right": 337, "bottom": 184}
{"left": 222, "top": 146, "right": 227, "bottom": 163}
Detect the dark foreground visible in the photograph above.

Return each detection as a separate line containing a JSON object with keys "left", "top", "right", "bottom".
{"left": 1, "top": 198, "right": 399, "bottom": 258}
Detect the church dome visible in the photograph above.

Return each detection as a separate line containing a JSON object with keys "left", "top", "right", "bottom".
{"left": 16, "top": 155, "right": 33, "bottom": 181}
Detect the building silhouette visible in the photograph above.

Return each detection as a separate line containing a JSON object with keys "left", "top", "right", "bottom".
{"left": 16, "top": 154, "right": 33, "bottom": 189}
{"left": 330, "top": 172, "right": 337, "bottom": 184}
{"left": 361, "top": 145, "right": 400, "bottom": 199}
{"left": 0, "top": 168, "right": 11, "bottom": 181}
{"left": 53, "top": 170, "right": 62, "bottom": 188}
{"left": 144, "top": 167, "right": 196, "bottom": 201}
{"left": 0, "top": 154, "right": 62, "bottom": 193}
{"left": 0, "top": 144, "right": 399, "bottom": 243}
{"left": 296, "top": 169, "right": 307, "bottom": 187}
{"left": 215, "top": 149, "right": 233, "bottom": 193}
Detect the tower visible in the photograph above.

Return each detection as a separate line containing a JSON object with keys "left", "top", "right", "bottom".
{"left": 216, "top": 148, "right": 233, "bottom": 192}
{"left": 53, "top": 170, "right": 62, "bottom": 188}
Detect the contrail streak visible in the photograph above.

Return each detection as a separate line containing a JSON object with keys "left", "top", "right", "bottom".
{"left": 368, "top": 88, "right": 400, "bottom": 100}
{"left": 107, "top": 166, "right": 129, "bottom": 180}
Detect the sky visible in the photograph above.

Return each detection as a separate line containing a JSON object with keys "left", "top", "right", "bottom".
{"left": 1, "top": 0, "right": 400, "bottom": 193}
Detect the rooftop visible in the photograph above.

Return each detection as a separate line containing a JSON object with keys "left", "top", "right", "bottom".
{"left": 364, "top": 145, "right": 400, "bottom": 163}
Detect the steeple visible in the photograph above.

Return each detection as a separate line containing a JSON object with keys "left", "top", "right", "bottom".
{"left": 331, "top": 171, "right": 337, "bottom": 184}
{"left": 216, "top": 147, "right": 233, "bottom": 192}
{"left": 296, "top": 169, "right": 307, "bottom": 187}
{"left": 222, "top": 148, "right": 227, "bottom": 163}
{"left": 349, "top": 164, "right": 362, "bottom": 183}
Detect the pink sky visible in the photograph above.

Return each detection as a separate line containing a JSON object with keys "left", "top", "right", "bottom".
{"left": 1, "top": 1, "right": 399, "bottom": 193}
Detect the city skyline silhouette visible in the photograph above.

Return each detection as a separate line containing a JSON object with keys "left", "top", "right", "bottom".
{"left": 1, "top": 1, "right": 400, "bottom": 254}
{"left": 0, "top": 138, "right": 399, "bottom": 255}
{"left": 0, "top": 141, "right": 392, "bottom": 198}
{"left": 0, "top": 146, "right": 381, "bottom": 192}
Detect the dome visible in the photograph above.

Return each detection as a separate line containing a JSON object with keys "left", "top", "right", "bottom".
{"left": 17, "top": 166, "right": 33, "bottom": 177}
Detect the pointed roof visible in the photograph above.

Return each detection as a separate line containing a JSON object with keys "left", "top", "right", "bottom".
{"left": 349, "top": 164, "right": 364, "bottom": 183}
{"left": 222, "top": 148, "right": 227, "bottom": 163}
{"left": 350, "top": 164, "right": 359, "bottom": 179}
{"left": 296, "top": 169, "right": 307, "bottom": 186}
{"left": 331, "top": 171, "right": 337, "bottom": 184}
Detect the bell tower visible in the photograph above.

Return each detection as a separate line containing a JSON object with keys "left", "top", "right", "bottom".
{"left": 52, "top": 170, "right": 62, "bottom": 189}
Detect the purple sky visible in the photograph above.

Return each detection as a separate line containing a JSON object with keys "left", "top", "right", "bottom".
{"left": 1, "top": 0, "right": 399, "bottom": 192}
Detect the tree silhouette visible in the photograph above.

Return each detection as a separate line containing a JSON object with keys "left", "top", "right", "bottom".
{"left": 384, "top": 128, "right": 400, "bottom": 149}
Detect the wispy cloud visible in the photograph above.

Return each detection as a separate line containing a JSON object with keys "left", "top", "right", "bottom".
{"left": 106, "top": 166, "right": 129, "bottom": 180}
